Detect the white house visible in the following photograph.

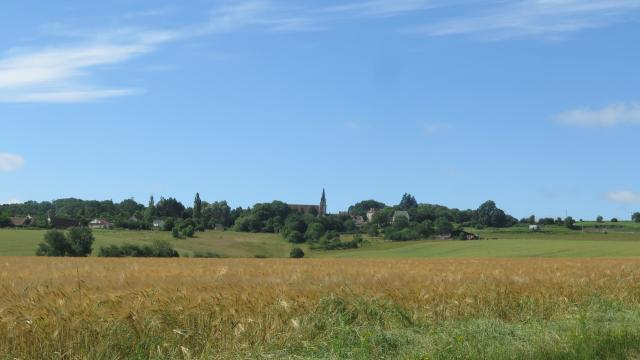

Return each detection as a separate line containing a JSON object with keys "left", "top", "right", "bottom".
{"left": 153, "top": 219, "right": 166, "bottom": 229}
{"left": 89, "top": 219, "right": 113, "bottom": 230}
{"left": 529, "top": 225, "right": 541, "bottom": 232}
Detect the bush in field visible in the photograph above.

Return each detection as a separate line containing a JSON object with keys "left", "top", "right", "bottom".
{"left": 290, "top": 247, "right": 305, "bottom": 258}
{"left": 565, "top": 216, "right": 576, "bottom": 230}
{"left": 634, "top": 212, "right": 640, "bottom": 223}
{"left": 36, "top": 227, "right": 94, "bottom": 257}
{"left": 98, "top": 240, "right": 178, "bottom": 257}
{"left": 66, "top": 227, "right": 95, "bottom": 256}
{"left": 596, "top": 216, "right": 604, "bottom": 223}
{"left": 36, "top": 230, "right": 70, "bottom": 256}
{"left": 611, "top": 218, "right": 618, "bottom": 223}
{"left": 192, "top": 251, "right": 223, "bottom": 258}
{"left": 286, "top": 230, "right": 305, "bottom": 244}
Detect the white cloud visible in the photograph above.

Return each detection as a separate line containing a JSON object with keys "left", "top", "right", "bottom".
{"left": 0, "top": 29, "right": 177, "bottom": 103}
{"left": 606, "top": 191, "right": 640, "bottom": 204}
{"left": 325, "top": 0, "right": 438, "bottom": 17}
{"left": 414, "top": 0, "right": 640, "bottom": 39}
{"left": 0, "top": 1, "right": 306, "bottom": 104}
{"left": 555, "top": 102, "right": 640, "bottom": 127}
{"left": 0, "top": 152, "right": 25, "bottom": 172}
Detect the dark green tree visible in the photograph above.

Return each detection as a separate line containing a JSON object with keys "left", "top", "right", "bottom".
{"left": 564, "top": 216, "right": 576, "bottom": 230}
{"left": 435, "top": 217, "right": 454, "bottom": 235}
{"left": 66, "top": 227, "right": 95, "bottom": 256}
{"left": 194, "top": 193, "right": 202, "bottom": 220}
{"left": 398, "top": 193, "right": 418, "bottom": 211}
{"left": 36, "top": 230, "right": 69, "bottom": 256}
{"left": 633, "top": 212, "right": 640, "bottom": 223}
{"left": 144, "top": 195, "right": 156, "bottom": 224}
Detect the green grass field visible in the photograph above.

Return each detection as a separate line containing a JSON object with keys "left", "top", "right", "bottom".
{"left": 0, "top": 229, "right": 303, "bottom": 258}
{"left": 1, "top": 222, "right": 640, "bottom": 258}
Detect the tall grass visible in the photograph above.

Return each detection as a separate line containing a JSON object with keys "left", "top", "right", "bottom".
{"left": 2, "top": 258, "right": 640, "bottom": 359}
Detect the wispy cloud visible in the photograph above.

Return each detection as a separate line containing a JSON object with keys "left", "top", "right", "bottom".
{"left": 555, "top": 102, "right": 640, "bottom": 127}
{"left": 0, "top": 152, "right": 25, "bottom": 172}
{"left": 0, "top": 1, "right": 311, "bottom": 104}
{"left": 606, "top": 190, "right": 640, "bottom": 204}
{"left": 0, "top": 29, "right": 178, "bottom": 103}
{"left": 325, "top": 0, "right": 438, "bottom": 17}
{"left": 414, "top": 0, "right": 640, "bottom": 39}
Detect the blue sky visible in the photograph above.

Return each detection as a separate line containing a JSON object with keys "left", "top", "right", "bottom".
{"left": 1, "top": 0, "right": 640, "bottom": 219}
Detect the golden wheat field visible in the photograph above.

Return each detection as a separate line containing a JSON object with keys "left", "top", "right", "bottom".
{"left": 3, "top": 257, "right": 640, "bottom": 359}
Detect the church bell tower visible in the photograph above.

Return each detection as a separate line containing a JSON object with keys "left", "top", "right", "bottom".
{"left": 319, "top": 189, "right": 327, "bottom": 217}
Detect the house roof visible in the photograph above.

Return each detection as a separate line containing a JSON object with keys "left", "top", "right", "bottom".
{"left": 90, "top": 219, "right": 111, "bottom": 225}
{"left": 9, "top": 217, "right": 29, "bottom": 226}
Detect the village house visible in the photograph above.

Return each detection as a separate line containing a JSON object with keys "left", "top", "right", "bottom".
{"left": 9, "top": 215, "right": 32, "bottom": 227}
{"left": 47, "top": 217, "right": 78, "bottom": 229}
{"left": 153, "top": 219, "right": 166, "bottom": 229}
{"left": 89, "top": 219, "right": 113, "bottom": 230}
{"left": 366, "top": 208, "right": 377, "bottom": 223}
{"left": 529, "top": 225, "right": 541, "bottom": 232}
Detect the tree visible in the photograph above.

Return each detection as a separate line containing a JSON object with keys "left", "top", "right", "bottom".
{"left": 633, "top": 213, "right": 640, "bottom": 223}
{"left": 596, "top": 216, "right": 604, "bottom": 223}
{"left": 290, "top": 247, "right": 305, "bottom": 258}
{"left": 611, "top": 218, "right": 619, "bottom": 223}
{"left": 193, "top": 193, "right": 202, "bottom": 220}
{"left": 144, "top": 195, "right": 156, "bottom": 224}
{"left": 156, "top": 197, "right": 186, "bottom": 218}
{"left": 36, "top": 230, "right": 69, "bottom": 256}
{"left": 286, "top": 231, "right": 305, "bottom": 244}
{"left": 348, "top": 200, "right": 386, "bottom": 217}
{"left": 66, "top": 227, "right": 95, "bottom": 256}
{"left": 475, "top": 201, "right": 509, "bottom": 228}
{"left": 564, "top": 216, "right": 576, "bottom": 230}
{"left": 305, "top": 222, "right": 325, "bottom": 242}
{"left": 398, "top": 193, "right": 418, "bottom": 211}
{"left": 435, "top": 217, "right": 454, "bottom": 235}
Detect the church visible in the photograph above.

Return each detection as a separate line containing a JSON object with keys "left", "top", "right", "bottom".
{"left": 288, "top": 189, "right": 327, "bottom": 217}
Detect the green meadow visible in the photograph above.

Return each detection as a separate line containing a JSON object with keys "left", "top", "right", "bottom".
{"left": 1, "top": 222, "right": 640, "bottom": 258}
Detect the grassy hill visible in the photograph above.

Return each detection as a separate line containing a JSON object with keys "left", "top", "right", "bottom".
{"left": 0, "top": 229, "right": 305, "bottom": 258}
{"left": 2, "top": 222, "right": 640, "bottom": 258}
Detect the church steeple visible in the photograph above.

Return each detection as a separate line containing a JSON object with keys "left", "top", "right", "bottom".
{"left": 319, "top": 188, "right": 327, "bottom": 217}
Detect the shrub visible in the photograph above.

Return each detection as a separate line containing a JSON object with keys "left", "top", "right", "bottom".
{"left": 192, "top": 251, "right": 223, "bottom": 258}
{"left": 286, "top": 230, "right": 305, "bottom": 244}
{"left": 66, "top": 227, "right": 95, "bottom": 257}
{"left": 290, "top": 247, "right": 305, "bottom": 258}
{"left": 634, "top": 213, "right": 640, "bottom": 223}
{"left": 36, "top": 228, "right": 94, "bottom": 257}
{"left": 97, "top": 241, "right": 178, "bottom": 257}
{"left": 596, "top": 216, "right": 604, "bottom": 223}
{"left": 611, "top": 218, "right": 619, "bottom": 223}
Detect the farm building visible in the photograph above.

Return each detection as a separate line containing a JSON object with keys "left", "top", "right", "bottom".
{"left": 89, "top": 219, "right": 113, "bottom": 230}
{"left": 529, "top": 225, "right": 541, "bottom": 232}
{"left": 47, "top": 217, "right": 78, "bottom": 229}
{"left": 9, "top": 215, "right": 32, "bottom": 227}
